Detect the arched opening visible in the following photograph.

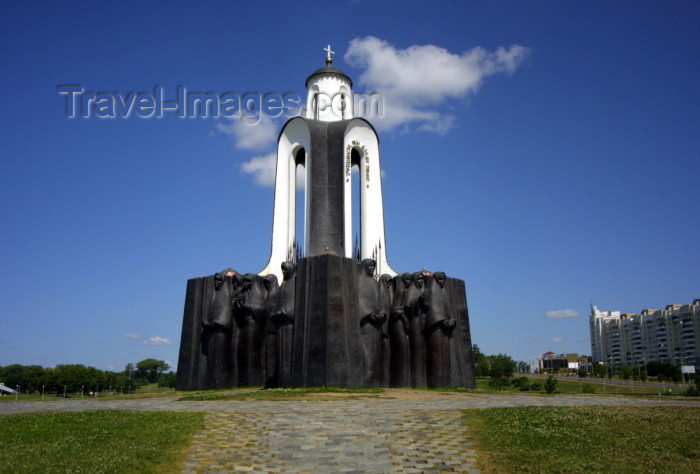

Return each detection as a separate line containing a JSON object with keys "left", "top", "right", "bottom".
{"left": 294, "top": 147, "right": 306, "bottom": 259}
{"left": 351, "top": 147, "right": 362, "bottom": 261}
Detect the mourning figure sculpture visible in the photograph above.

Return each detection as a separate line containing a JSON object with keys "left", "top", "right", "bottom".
{"left": 357, "top": 259, "right": 385, "bottom": 386}
{"left": 389, "top": 272, "right": 412, "bottom": 387}
{"left": 235, "top": 273, "right": 278, "bottom": 386}
{"left": 424, "top": 271, "right": 456, "bottom": 388}
{"left": 378, "top": 273, "right": 393, "bottom": 387}
{"left": 201, "top": 269, "right": 238, "bottom": 389}
{"left": 270, "top": 261, "right": 296, "bottom": 387}
{"left": 405, "top": 271, "right": 429, "bottom": 387}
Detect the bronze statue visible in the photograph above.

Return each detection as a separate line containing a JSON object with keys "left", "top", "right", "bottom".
{"left": 270, "top": 261, "right": 296, "bottom": 387}
{"left": 405, "top": 271, "right": 428, "bottom": 387}
{"left": 357, "top": 259, "right": 384, "bottom": 386}
{"left": 201, "top": 270, "right": 238, "bottom": 388}
{"left": 424, "top": 271, "right": 456, "bottom": 387}
{"left": 235, "top": 273, "right": 278, "bottom": 386}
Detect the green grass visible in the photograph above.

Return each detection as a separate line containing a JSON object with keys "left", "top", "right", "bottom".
{"left": 0, "top": 384, "right": 179, "bottom": 403}
{"left": 471, "top": 376, "right": 689, "bottom": 396}
{"left": 178, "top": 386, "right": 384, "bottom": 401}
{"left": 463, "top": 406, "right": 700, "bottom": 473}
{"left": 0, "top": 410, "right": 205, "bottom": 473}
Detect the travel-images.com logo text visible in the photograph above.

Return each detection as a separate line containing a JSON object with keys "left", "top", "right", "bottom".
{"left": 57, "top": 85, "right": 383, "bottom": 121}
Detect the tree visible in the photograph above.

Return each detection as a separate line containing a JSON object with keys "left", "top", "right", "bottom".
{"left": 489, "top": 354, "right": 517, "bottom": 378}
{"left": 124, "top": 363, "right": 135, "bottom": 380}
{"left": 135, "top": 359, "right": 170, "bottom": 384}
{"left": 472, "top": 345, "right": 489, "bottom": 376}
{"left": 646, "top": 361, "right": 681, "bottom": 383}
{"left": 593, "top": 363, "right": 607, "bottom": 378}
{"left": 577, "top": 367, "right": 587, "bottom": 378}
{"left": 619, "top": 365, "right": 633, "bottom": 380}
{"left": 544, "top": 375, "right": 558, "bottom": 394}
{"left": 158, "top": 372, "right": 177, "bottom": 388}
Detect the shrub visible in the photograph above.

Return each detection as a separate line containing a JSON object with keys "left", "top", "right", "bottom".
{"left": 530, "top": 382, "right": 542, "bottom": 392}
{"left": 544, "top": 375, "right": 558, "bottom": 394}
{"left": 581, "top": 383, "right": 595, "bottom": 394}
{"left": 488, "top": 377, "right": 509, "bottom": 390}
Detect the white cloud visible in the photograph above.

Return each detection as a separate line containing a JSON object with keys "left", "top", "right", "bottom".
{"left": 344, "top": 36, "right": 529, "bottom": 132}
{"left": 125, "top": 333, "right": 141, "bottom": 339}
{"left": 144, "top": 336, "right": 171, "bottom": 346}
{"left": 240, "top": 152, "right": 306, "bottom": 189}
{"left": 552, "top": 337, "right": 564, "bottom": 343}
{"left": 545, "top": 309, "right": 580, "bottom": 319}
{"left": 216, "top": 114, "right": 279, "bottom": 151}
{"left": 241, "top": 152, "right": 277, "bottom": 187}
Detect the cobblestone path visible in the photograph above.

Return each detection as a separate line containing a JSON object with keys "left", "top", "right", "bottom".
{"left": 2, "top": 390, "right": 697, "bottom": 473}
{"left": 183, "top": 407, "right": 478, "bottom": 473}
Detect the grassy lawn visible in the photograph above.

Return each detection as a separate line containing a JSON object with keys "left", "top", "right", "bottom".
{"left": 463, "top": 406, "right": 700, "bottom": 473}
{"left": 472, "top": 376, "right": 690, "bottom": 397}
{"left": 0, "top": 384, "right": 179, "bottom": 403}
{"left": 0, "top": 411, "right": 205, "bottom": 473}
{"left": 178, "top": 386, "right": 384, "bottom": 401}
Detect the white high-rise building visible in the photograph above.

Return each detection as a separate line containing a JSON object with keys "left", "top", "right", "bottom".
{"left": 590, "top": 299, "right": 700, "bottom": 370}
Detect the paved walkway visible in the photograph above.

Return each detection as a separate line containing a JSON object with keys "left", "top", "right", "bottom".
{"left": 2, "top": 391, "right": 697, "bottom": 473}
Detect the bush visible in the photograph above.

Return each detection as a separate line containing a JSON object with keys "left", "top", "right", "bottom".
{"left": 544, "top": 375, "right": 558, "bottom": 394}
{"left": 157, "top": 372, "right": 177, "bottom": 388}
{"left": 510, "top": 377, "right": 529, "bottom": 389}
{"left": 581, "top": 383, "right": 595, "bottom": 394}
{"left": 530, "top": 382, "right": 542, "bottom": 392}
{"left": 488, "top": 377, "right": 509, "bottom": 390}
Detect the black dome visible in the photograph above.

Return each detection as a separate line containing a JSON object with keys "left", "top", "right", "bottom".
{"left": 305, "top": 65, "right": 353, "bottom": 88}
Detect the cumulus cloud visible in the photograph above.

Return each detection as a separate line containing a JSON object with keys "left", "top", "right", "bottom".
{"left": 241, "top": 152, "right": 277, "bottom": 187}
{"left": 216, "top": 114, "right": 279, "bottom": 151}
{"left": 125, "top": 333, "right": 141, "bottom": 339}
{"left": 144, "top": 336, "right": 171, "bottom": 346}
{"left": 552, "top": 337, "right": 564, "bottom": 343}
{"left": 344, "top": 36, "right": 529, "bottom": 132}
{"left": 545, "top": 309, "right": 580, "bottom": 319}
{"left": 240, "top": 152, "right": 306, "bottom": 189}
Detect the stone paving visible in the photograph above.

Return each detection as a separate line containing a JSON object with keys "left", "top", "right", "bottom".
{"left": 2, "top": 391, "right": 698, "bottom": 473}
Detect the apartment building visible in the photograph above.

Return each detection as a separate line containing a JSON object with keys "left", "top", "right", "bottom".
{"left": 589, "top": 299, "right": 700, "bottom": 370}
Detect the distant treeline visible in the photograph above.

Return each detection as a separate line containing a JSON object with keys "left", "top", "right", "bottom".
{"left": 0, "top": 359, "right": 175, "bottom": 395}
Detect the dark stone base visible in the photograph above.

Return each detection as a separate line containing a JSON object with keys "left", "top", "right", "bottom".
{"left": 176, "top": 255, "right": 476, "bottom": 390}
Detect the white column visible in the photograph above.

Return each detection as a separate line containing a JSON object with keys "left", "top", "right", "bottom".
{"left": 344, "top": 119, "right": 396, "bottom": 276}
{"left": 260, "top": 118, "right": 311, "bottom": 282}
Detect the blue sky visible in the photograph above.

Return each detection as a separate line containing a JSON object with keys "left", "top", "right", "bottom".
{"left": 2, "top": 1, "right": 699, "bottom": 371}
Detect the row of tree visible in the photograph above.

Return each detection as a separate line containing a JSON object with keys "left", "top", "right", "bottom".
{"left": 588, "top": 360, "right": 683, "bottom": 382}
{"left": 0, "top": 359, "right": 174, "bottom": 395}
{"left": 472, "top": 345, "right": 529, "bottom": 378}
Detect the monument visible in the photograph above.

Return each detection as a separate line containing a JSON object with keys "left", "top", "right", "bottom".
{"left": 176, "top": 46, "right": 477, "bottom": 390}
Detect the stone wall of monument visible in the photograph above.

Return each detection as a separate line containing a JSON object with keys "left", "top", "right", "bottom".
{"left": 176, "top": 255, "right": 476, "bottom": 390}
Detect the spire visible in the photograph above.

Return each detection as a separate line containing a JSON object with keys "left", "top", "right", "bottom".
{"left": 324, "top": 44, "right": 335, "bottom": 65}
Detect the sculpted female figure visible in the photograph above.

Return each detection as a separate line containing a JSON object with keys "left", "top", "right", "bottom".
{"left": 405, "top": 271, "right": 429, "bottom": 388}
{"left": 235, "top": 273, "right": 277, "bottom": 387}
{"left": 424, "top": 271, "right": 456, "bottom": 387}
{"left": 378, "top": 273, "right": 394, "bottom": 387}
{"left": 270, "top": 261, "right": 296, "bottom": 387}
{"left": 202, "top": 269, "right": 239, "bottom": 388}
{"left": 389, "top": 273, "right": 412, "bottom": 387}
{"left": 357, "top": 259, "right": 384, "bottom": 387}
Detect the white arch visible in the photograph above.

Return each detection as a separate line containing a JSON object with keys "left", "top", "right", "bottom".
{"left": 260, "top": 118, "right": 311, "bottom": 282}
{"left": 343, "top": 119, "right": 396, "bottom": 277}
